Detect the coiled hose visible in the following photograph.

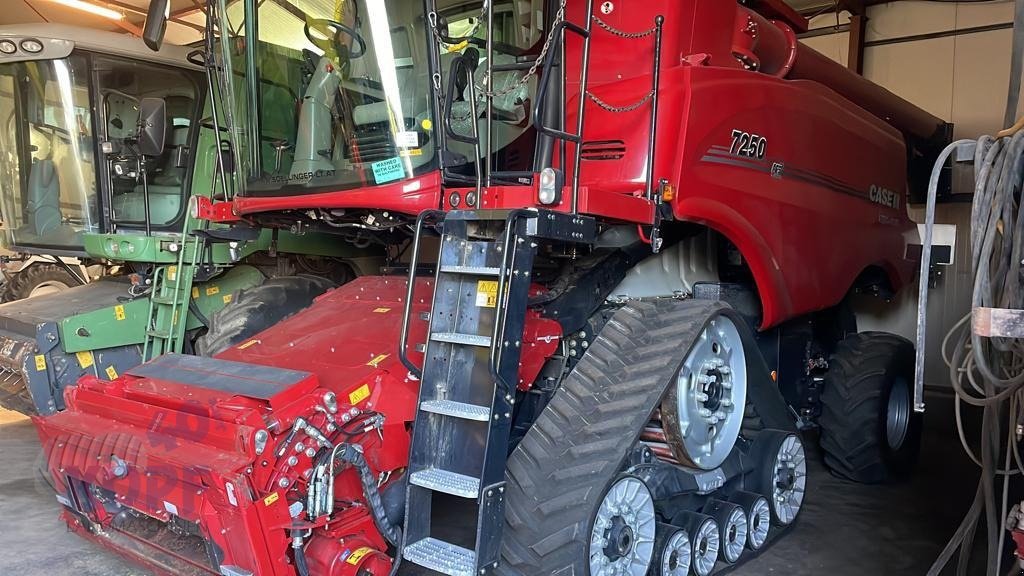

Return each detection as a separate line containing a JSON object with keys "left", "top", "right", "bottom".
{"left": 926, "top": 130, "right": 1024, "bottom": 576}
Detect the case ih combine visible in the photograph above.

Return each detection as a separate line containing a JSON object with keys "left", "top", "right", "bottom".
{"left": 30, "top": 0, "right": 949, "bottom": 575}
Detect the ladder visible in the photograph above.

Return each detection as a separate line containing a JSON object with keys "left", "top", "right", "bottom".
{"left": 400, "top": 209, "right": 595, "bottom": 575}
{"left": 142, "top": 197, "right": 206, "bottom": 360}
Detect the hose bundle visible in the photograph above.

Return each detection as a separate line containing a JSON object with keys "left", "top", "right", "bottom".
{"left": 927, "top": 130, "right": 1024, "bottom": 576}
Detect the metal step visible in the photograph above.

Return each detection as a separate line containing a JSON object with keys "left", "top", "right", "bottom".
{"left": 409, "top": 468, "right": 480, "bottom": 498}
{"left": 403, "top": 537, "right": 476, "bottom": 576}
{"left": 146, "top": 329, "right": 171, "bottom": 339}
{"left": 420, "top": 399, "right": 490, "bottom": 421}
{"left": 431, "top": 332, "right": 492, "bottom": 347}
{"left": 439, "top": 265, "right": 501, "bottom": 276}
{"left": 150, "top": 295, "right": 178, "bottom": 305}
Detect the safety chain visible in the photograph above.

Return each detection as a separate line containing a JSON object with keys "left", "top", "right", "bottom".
{"left": 591, "top": 14, "right": 657, "bottom": 39}
{"left": 429, "top": 0, "right": 567, "bottom": 103}
{"left": 586, "top": 90, "right": 654, "bottom": 113}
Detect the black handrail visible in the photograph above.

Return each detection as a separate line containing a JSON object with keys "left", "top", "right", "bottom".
{"left": 532, "top": 20, "right": 589, "bottom": 144}
{"left": 398, "top": 209, "right": 446, "bottom": 379}
{"left": 487, "top": 209, "right": 531, "bottom": 394}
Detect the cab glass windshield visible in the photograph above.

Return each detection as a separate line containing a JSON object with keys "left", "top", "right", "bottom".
{"left": 0, "top": 55, "right": 97, "bottom": 251}
{"left": 223, "top": 0, "right": 438, "bottom": 195}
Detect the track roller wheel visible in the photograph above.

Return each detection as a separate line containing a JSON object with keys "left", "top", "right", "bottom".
{"left": 672, "top": 511, "right": 719, "bottom": 576}
{"left": 727, "top": 491, "right": 771, "bottom": 551}
{"left": 702, "top": 500, "right": 747, "bottom": 564}
{"left": 752, "top": 430, "right": 807, "bottom": 526}
{"left": 653, "top": 523, "right": 691, "bottom": 576}
{"left": 588, "top": 475, "right": 656, "bottom": 576}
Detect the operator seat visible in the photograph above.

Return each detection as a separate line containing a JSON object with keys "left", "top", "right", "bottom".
{"left": 117, "top": 125, "right": 188, "bottom": 225}
{"left": 25, "top": 158, "right": 62, "bottom": 237}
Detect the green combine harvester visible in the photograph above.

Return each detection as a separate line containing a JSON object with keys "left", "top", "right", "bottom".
{"left": 0, "top": 24, "right": 381, "bottom": 415}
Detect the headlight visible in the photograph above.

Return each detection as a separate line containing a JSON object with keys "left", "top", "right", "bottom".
{"left": 0, "top": 40, "right": 17, "bottom": 55}
{"left": 20, "top": 39, "right": 43, "bottom": 54}
{"left": 537, "top": 167, "right": 563, "bottom": 205}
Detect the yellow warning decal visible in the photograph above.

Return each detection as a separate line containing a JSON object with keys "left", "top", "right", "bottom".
{"left": 114, "top": 305, "right": 126, "bottom": 321}
{"left": 346, "top": 547, "right": 374, "bottom": 566}
{"left": 223, "top": 294, "right": 233, "bottom": 304}
{"left": 366, "top": 354, "right": 389, "bottom": 368}
{"left": 349, "top": 384, "right": 371, "bottom": 405}
{"left": 476, "top": 280, "right": 498, "bottom": 308}
{"left": 206, "top": 285, "right": 220, "bottom": 296}
{"left": 34, "top": 355, "right": 46, "bottom": 371}
{"left": 399, "top": 148, "right": 423, "bottom": 157}
{"left": 168, "top": 266, "right": 177, "bottom": 281}
{"left": 105, "top": 366, "right": 118, "bottom": 379}
{"left": 263, "top": 492, "right": 279, "bottom": 506}
{"left": 192, "top": 287, "right": 199, "bottom": 299}
{"left": 238, "top": 339, "right": 259, "bottom": 350}
{"left": 373, "top": 307, "right": 391, "bottom": 313}
{"left": 76, "top": 351, "right": 94, "bottom": 369}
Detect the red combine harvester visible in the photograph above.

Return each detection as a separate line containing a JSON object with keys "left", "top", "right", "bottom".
{"left": 32, "top": 0, "right": 949, "bottom": 575}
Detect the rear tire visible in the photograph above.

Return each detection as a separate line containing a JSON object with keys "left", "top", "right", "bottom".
{"left": 195, "top": 275, "right": 335, "bottom": 356}
{"left": 818, "top": 332, "right": 921, "bottom": 483}
{"left": 1, "top": 263, "right": 80, "bottom": 302}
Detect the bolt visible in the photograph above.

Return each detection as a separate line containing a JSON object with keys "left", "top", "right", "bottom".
{"left": 719, "top": 366, "right": 731, "bottom": 375}
{"left": 278, "top": 477, "right": 290, "bottom": 488}
{"left": 698, "top": 408, "right": 712, "bottom": 417}
{"left": 287, "top": 456, "right": 298, "bottom": 466}
{"left": 695, "top": 392, "right": 709, "bottom": 402}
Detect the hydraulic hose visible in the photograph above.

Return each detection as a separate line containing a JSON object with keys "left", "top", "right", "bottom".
{"left": 291, "top": 529, "right": 311, "bottom": 576}
{"left": 926, "top": 129, "right": 1024, "bottom": 576}
{"left": 332, "top": 443, "right": 402, "bottom": 547}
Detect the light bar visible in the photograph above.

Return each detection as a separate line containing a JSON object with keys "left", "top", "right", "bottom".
{"left": 50, "top": 0, "right": 124, "bottom": 21}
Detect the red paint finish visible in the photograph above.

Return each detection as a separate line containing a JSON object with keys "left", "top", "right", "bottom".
{"left": 232, "top": 171, "right": 442, "bottom": 217}
{"left": 33, "top": 277, "right": 560, "bottom": 576}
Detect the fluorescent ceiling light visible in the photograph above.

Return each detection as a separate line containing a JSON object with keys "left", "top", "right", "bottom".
{"left": 50, "top": 0, "right": 124, "bottom": 21}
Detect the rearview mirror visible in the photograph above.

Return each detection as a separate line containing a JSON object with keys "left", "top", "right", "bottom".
{"left": 143, "top": 0, "right": 170, "bottom": 51}
{"left": 137, "top": 98, "right": 166, "bottom": 157}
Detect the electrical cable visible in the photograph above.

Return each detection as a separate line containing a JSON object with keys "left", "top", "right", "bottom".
{"left": 927, "top": 128, "right": 1024, "bottom": 576}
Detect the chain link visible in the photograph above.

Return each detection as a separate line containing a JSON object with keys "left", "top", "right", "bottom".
{"left": 586, "top": 90, "right": 654, "bottom": 114}
{"left": 591, "top": 14, "right": 657, "bottom": 39}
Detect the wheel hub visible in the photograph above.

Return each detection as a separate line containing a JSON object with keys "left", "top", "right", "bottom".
{"left": 660, "top": 530, "right": 692, "bottom": 576}
{"left": 589, "top": 476, "right": 656, "bottom": 576}
{"left": 603, "top": 516, "right": 635, "bottom": 560}
{"left": 660, "top": 316, "right": 748, "bottom": 470}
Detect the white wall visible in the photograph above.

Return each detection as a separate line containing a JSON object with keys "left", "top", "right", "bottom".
{"left": 802, "top": 0, "right": 1021, "bottom": 139}
{"left": 801, "top": 2, "right": 1020, "bottom": 387}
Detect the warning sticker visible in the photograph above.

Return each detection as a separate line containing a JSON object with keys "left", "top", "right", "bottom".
{"left": 114, "top": 305, "right": 126, "bottom": 321}
{"left": 373, "top": 307, "right": 391, "bottom": 313}
{"left": 34, "top": 355, "right": 46, "bottom": 371}
{"left": 366, "top": 354, "right": 389, "bottom": 368}
{"left": 346, "top": 547, "right": 374, "bottom": 566}
{"left": 206, "top": 285, "right": 220, "bottom": 296}
{"left": 223, "top": 294, "right": 233, "bottom": 304}
{"left": 105, "top": 366, "right": 119, "bottom": 379}
{"left": 349, "top": 384, "right": 371, "bottom": 405}
{"left": 371, "top": 157, "right": 405, "bottom": 184}
{"left": 263, "top": 492, "right": 279, "bottom": 506}
{"left": 76, "top": 351, "right": 94, "bottom": 369}
{"left": 476, "top": 280, "right": 498, "bottom": 308}
{"left": 395, "top": 131, "right": 419, "bottom": 148}
{"left": 192, "top": 287, "right": 199, "bottom": 299}
{"left": 168, "top": 266, "right": 177, "bottom": 281}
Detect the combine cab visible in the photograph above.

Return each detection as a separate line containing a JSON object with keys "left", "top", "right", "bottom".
{"left": 32, "top": 0, "right": 949, "bottom": 575}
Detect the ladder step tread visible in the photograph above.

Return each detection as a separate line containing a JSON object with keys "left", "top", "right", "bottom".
{"left": 439, "top": 265, "right": 501, "bottom": 276}
{"left": 146, "top": 329, "right": 171, "bottom": 339}
{"left": 420, "top": 400, "right": 490, "bottom": 421}
{"left": 409, "top": 468, "right": 480, "bottom": 498}
{"left": 150, "top": 296, "right": 177, "bottom": 305}
{"left": 431, "top": 332, "right": 492, "bottom": 347}
{"left": 403, "top": 537, "right": 476, "bottom": 576}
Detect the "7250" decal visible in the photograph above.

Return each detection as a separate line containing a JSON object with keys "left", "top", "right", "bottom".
{"left": 730, "top": 129, "right": 767, "bottom": 160}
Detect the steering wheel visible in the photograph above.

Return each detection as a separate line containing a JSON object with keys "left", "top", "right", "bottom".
{"left": 304, "top": 19, "right": 366, "bottom": 59}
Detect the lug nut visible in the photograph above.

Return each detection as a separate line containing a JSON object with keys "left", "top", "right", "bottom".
{"left": 278, "top": 477, "right": 290, "bottom": 488}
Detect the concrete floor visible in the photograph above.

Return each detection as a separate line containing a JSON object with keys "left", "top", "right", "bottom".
{"left": 0, "top": 391, "right": 987, "bottom": 575}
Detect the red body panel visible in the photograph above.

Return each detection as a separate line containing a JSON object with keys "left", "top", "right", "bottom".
{"left": 33, "top": 277, "right": 561, "bottom": 576}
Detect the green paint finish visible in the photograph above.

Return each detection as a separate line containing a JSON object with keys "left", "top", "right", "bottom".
{"left": 59, "top": 265, "right": 266, "bottom": 353}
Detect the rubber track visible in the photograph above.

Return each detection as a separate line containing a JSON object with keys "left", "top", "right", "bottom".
{"left": 498, "top": 298, "right": 730, "bottom": 575}
{"left": 819, "top": 331, "right": 915, "bottom": 483}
